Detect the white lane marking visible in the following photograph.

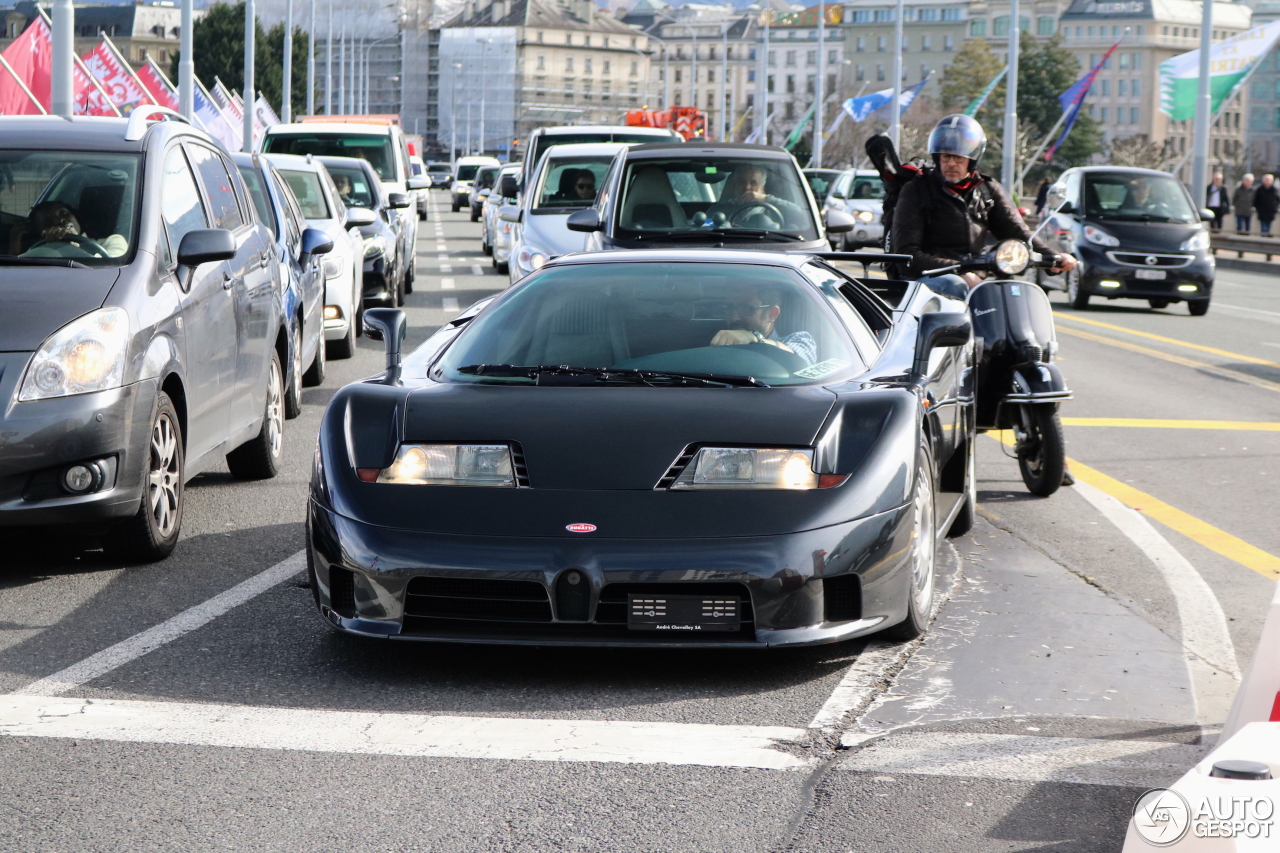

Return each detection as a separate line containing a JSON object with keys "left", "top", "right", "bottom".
{"left": 442, "top": 297, "right": 459, "bottom": 312}
{"left": 1073, "top": 481, "right": 1241, "bottom": 727}
{"left": 14, "top": 553, "right": 307, "bottom": 697}
{"left": 839, "top": 731, "right": 1207, "bottom": 787}
{"left": 441, "top": 277, "right": 455, "bottom": 289}
{"left": 1215, "top": 302, "right": 1280, "bottom": 322}
{"left": 435, "top": 243, "right": 448, "bottom": 252}
{"left": 471, "top": 264, "right": 483, "bottom": 276}
{"left": 0, "top": 695, "right": 810, "bottom": 770}
{"left": 440, "top": 264, "right": 453, "bottom": 274}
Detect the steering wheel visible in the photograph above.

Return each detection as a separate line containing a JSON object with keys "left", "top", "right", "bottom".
{"left": 726, "top": 201, "right": 785, "bottom": 229}
{"left": 28, "top": 232, "right": 110, "bottom": 258}
{"left": 734, "top": 342, "right": 809, "bottom": 375}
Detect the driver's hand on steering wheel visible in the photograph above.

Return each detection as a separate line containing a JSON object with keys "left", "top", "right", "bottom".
{"left": 711, "top": 329, "right": 758, "bottom": 347}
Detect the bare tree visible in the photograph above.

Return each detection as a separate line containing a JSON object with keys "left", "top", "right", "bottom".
{"left": 1108, "top": 134, "right": 1170, "bottom": 171}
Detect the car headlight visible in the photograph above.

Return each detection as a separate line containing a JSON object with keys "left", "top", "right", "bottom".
{"left": 854, "top": 210, "right": 876, "bottom": 223}
{"left": 18, "top": 308, "right": 129, "bottom": 401}
{"left": 993, "top": 240, "right": 1031, "bottom": 276}
{"left": 363, "top": 443, "right": 516, "bottom": 487}
{"left": 363, "top": 235, "right": 388, "bottom": 259}
{"left": 323, "top": 257, "right": 344, "bottom": 279}
{"left": 672, "top": 447, "right": 819, "bottom": 490}
{"left": 517, "top": 246, "right": 549, "bottom": 271}
{"left": 1180, "top": 229, "right": 1210, "bottom": 251}
{"left": 1083, "top": 224, "right": 1120, "bottom": 247}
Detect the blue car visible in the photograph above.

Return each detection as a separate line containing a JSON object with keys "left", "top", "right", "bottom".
{"left": 233, "top": 153, "right": 334, "bottom": 418}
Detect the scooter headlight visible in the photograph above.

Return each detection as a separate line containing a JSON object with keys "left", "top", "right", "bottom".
{"left": 993, "top": 240, "right": 1030, "bottom": 276}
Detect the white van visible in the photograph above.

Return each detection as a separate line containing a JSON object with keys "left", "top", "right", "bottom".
{"left": 451, "top": 155, "right": 501, "bottom": 212}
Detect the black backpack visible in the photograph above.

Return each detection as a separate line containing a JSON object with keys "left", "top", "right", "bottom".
{"left": 864, "top": 132, "right": 930, "bottom": 251}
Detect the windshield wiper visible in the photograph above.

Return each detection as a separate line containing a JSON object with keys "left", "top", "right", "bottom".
{"left": 456, "top": 364, "right": 768, "bottom": 387}
{"left": 0, "top": 254, "right": 89, "bottom": 268}
{"left": 631, "top": 229, "right": 805, "bottom": 242}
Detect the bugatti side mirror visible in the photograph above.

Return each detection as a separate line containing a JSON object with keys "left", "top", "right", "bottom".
{"left": 363, "top": 307, "right": 407, "bottom": 384}
{"left": 824, "top": 209, "right": 855, "bottom": 234}
{"left": 913, "top": 312, "right": 972, "bottom": 378}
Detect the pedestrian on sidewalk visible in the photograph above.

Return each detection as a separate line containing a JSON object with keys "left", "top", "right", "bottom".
{"left": 1206, "top": 172, "right": 1229, "bottom": 231}
{"left": 1233, "top": 173, "right": 1255, "bottom": 234}
{"left": 1255, "top": 174, "right": 1279, "bottom": 236}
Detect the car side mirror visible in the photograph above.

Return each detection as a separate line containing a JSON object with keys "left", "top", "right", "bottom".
{"left": 497, "top": 175, "right": 519, "bottom": 198}
{"left": 300, "top": 227, "right": 334, "bottom": 259}
{"left": 363, "top": 307, "right": 406, "bottom": 383}
{"left": 345, "top": 207, "right": 377, "bottom": 228}
{"left": 499, "top": 204, "right": 522, "bottom": 223}
{"left": 913, "top": 312, "right": 971, "bottom": 378}
{"left": 565, "top": 208, "right": 603, "bottom": 233}
{"left": 824, "top": 209, "right": 855, "bottom": 234}
{"left": 407, "top": 176, "right": 430, "bottom": 191}
{"left": 387, "top": 192, "right": 412, "bottom": 210}
{"left": 176, "top": 228, "right": 236, "bottom": 288}
{"left": 1057, "top": 201, "right": 1076, "bottom": 215}
{"left": 1201, "top": 208, "right": 1216, "bottom": 222}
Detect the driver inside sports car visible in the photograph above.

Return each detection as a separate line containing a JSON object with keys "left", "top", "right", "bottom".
{"left": 18, "top": 201, "right": 127, "bottom": 258}
{"left": 706, "top": 165, "right": 805, "bottom": 227}
{"left": 709, "top": 284, "right": 817, "bottom": 366}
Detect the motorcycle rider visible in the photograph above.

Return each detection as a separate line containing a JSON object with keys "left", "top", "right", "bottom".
{"left": 890, "top": 114, "right": 1075, "bottom": 300}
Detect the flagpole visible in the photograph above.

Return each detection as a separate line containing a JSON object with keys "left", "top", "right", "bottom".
{"left": 889, "top": 0, "right": 903, "bottom": 149}
{"left": 76, "top": 55, "right": 121, "bottom": 116}
{"left": 814, "top": 3, "right": 825, "bottom": 167}
{"left": 282, "top": 0, "right": 293, "bottom": 122}
{"left": 50, "top": 0, "right": 72, "bottom": 116}
{"left": 180, "top": 0, "right": 194, "bottom": 118}
{"left": 243, "top": 0, "right": 256, "bottom": 151}
{"left": 306, "top": 0, "right": 315, "bottom": 116}
{"left": 0, "top": 53, "right": 46, "bottom": 114}
{"left": 1002, "top": 0, "right": 1020, "bottom": 197}
{"left": 1191, "top": 0, "right": 1214, "bottom": 204}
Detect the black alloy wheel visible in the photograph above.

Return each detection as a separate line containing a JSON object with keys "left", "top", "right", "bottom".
{"left": 226, "top": 350, "right": 284, "bottom": 480}
{"left": 883, "top": 445, "right": 938, "bottom": 641}
{"left": 103, "top": 392, "right": 184, "bottom": 562}
{"left": 283, "top": 323, "right": 303, "bottom": 420}
{"left": 1066, "top": 265, "right": 1090, "bottom": 309}
{"left": 1015, "top": 405, "right": 1065, "bottom": 497}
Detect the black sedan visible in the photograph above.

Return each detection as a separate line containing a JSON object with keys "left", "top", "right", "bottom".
{"left": 307, "top": 250, "right": 976, "bottom": 647}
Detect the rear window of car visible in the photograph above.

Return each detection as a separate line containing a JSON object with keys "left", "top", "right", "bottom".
{"left": 279, "top": 169, "right": 331, "bottom": 220}
{"left": 428, "top": 164, "right": 451, "bottom": 174}
{"left": 264, "top": 133, "right": 396, "bottom": 182}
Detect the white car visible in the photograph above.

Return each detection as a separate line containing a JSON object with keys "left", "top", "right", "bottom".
{"left": 266, "top": 153, "right": 373, "bottom": 359}
{"left": 824, "top": 169, "right": 885, "bottom": 250}
{"left": 482, "top": 162, "right": 521, "bottom": 273}
{"left": 502, "top": 142, "right": 629, "bottom": 283}
{"left": 451, "top": 155, "right": 501, "bottom": 212}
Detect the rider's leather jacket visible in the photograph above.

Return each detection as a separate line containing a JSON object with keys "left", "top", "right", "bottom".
{"left": 891, "top": 168, "right": 1053, "bottom": 277}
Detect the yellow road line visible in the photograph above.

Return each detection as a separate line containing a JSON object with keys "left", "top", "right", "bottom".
{"left": 987, "top": 432, "right": 1280, "bottom": 580}
{"left": 1061, "top": 418, "right": 1280, "bottom": 431}
{"left": 1055, "top": 313, "right": 1280, "bottom": 368}
{"left": 1058, "top": 326, "right": 1280, "bottom": 394}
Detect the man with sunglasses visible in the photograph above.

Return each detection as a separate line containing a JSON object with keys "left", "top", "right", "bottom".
{"left": 709, "top": 286, "right": 817, "bottom": 366}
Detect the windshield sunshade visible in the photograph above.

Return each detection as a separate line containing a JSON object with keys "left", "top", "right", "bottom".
{"left": 433, "top": 262, "right": 864, "bottom": 386}
{"left": 615, "top": 158, "right": 819, "bottom": 240}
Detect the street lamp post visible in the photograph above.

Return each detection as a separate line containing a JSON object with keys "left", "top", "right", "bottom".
{"left": 306, "top": 0, "right": 315, "bottom": 116}
{"left": 720, "top": 24, "right": 727, "bottom": 140}
{"left": 814, "top": 4, "right": 825, "bottom": 167}
{"left": 450, "top": 60, "right": 462, "bottom": 163}
{"left": 282, "top": 0, "right": 293, "bottom": 122}
{"left": 758, "top": 11, "right": 770, "bottom": 145}
{"left": 179, "top": 0, "right": 194, "bottom": 119}
{"left": 325, "top": 0, "right": 332, "bottom": 114}
{"left": 889, "top": 0, "right": 903, "bottom": 149}
{"left": 362, "top": 35, "right": 397, "bottom": 116}
{"left": 51, "top": 0, "right": 72, "bottom": 116}
{"left": 1002, "top": 0, "right": 1020, "bottom": 193}
{"left": 478, "top": 37, "right": 492, "bottom": 156}
{"left": 243, "top": 0, "right": 256, "bottom": 151}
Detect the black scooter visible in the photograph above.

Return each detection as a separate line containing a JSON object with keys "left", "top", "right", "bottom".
{"left": 925, "top": 242, "right": 1072, "bottom": 496}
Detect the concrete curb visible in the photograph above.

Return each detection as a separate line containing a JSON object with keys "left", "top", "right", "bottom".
{"left": 1214, "top": 256, "right": 1279, "bottom": 274}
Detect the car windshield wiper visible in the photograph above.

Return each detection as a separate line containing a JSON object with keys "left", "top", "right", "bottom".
{"left": 0, "top": 254, "right": 89, "bottom": 268}
{"left": 456, "top": 364, "right": 768, "bottom": 387}
{"left": 630, "top": 229, "right": 805, "bottom": 242}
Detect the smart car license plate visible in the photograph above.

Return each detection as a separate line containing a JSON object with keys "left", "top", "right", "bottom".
{"left": 627, "top": 594, "right": 740, "bottom": 632}
{"left": 1135, "top": 269, "right": 1167, "bottom": 280}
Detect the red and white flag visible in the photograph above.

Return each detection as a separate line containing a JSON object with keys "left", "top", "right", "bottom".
{"left": 0, "top": 15, "right": 51, "bottom": 114}
{"left": 82, "top": 41, "right": 153, "bottom": 114}
{"left": 135, "top": 58, "right": 179, "bottom": 111}
{"left": 73, "top": 59, "right": 118, "bottom": 116}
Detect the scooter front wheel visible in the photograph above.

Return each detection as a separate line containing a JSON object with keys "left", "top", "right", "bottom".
{"left": 1015, "top": 405, "right": 1065, "bottom": 497}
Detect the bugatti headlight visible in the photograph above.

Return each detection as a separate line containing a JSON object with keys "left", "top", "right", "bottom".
{"left": 1083, "top": 224, "right": 1120, "bottom": 247}
{"left": 854, "top": 210, "right": 876, "bottom": 223}
{"left": 517, "top": 246, "right": 549, "bottom": 272}
{"left": 363, "top": 235, "right": 388, "bottom": 259}
{"left": 370, "top": 443, "right": 515, "bottom": 487}
{"left": 18, "top": 308, "right": 129, "bottom": 401}
{"left": 993, "top": 240, "right": 1031, "bottom": 276}
{"left": 672, "top": 447, "right": 818, "bottom": 490}
{"left": 1180, "top": 229, "right": 1210, "bottom": 251}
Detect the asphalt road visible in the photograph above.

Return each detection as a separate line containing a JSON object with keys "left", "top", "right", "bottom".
{"left": 2, "top": 201, "right": 1277, "bottom": 852}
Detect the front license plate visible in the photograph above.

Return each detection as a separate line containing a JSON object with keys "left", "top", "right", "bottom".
{"left": 627, "top": 594, "right": 740, "bottom": 632}
{"left": 1135, "top": 269, "right": 1167, "bottom": 280}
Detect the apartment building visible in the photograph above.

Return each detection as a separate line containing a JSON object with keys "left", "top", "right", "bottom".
{"left": 842, "top": 0, "right": 967, "bottom": 100}
{"left": 1244, "top": 0, "right": 1280, "bottom": 172}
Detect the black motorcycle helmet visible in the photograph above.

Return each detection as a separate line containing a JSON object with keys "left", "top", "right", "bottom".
{"left": 928, "top": 114, "right": 987, "bottom": 171}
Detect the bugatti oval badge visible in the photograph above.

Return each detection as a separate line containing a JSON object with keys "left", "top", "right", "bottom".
{"left": 566, "top": 523, "right": 597, "bottom": 533}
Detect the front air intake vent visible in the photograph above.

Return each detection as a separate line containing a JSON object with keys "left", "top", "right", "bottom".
{"left": 404, "top": 576, "right": 552, "bottom": 622}
{"left": 510, "top": 442, "right": 531, "bottom": 487}
{"left": 329, "top": 567, "right": 357, "bottom": 618}
{"left": 655, "top": 445, "right": 697, "bottom": 489}
{"left": 554, "top": 569, "right": 591, "bottom": 621}
{"left": 823, "top": 574, "right": 862, "bottom": 623}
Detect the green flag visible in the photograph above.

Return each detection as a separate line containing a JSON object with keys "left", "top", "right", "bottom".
{"left": 784, "top": 101, "right": 817, "bottom": 150}
{"left": 964, "top": 66, "right": 1007, "bottom": 117}
{"left": 1160, "top": 22, "right": 1280, "bottom": 121}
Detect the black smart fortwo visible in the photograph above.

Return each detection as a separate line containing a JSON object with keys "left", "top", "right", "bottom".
{"left": 307, "top": 249, "right": 977, "bottom": 648}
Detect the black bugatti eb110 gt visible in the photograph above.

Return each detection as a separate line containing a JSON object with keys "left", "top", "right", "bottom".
{"left": 306, "top": 249, "right": 976, "bottom": 647}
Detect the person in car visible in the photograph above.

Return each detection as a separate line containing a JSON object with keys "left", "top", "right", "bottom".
{"left": 707, "top": 165, "right": 804, "bottom": 226}
{"left": 709, "top": 285, "right": 817, "bottom": 366}
{"left": 19, "top": 201, "right": 126, "bottom": 258}
{"left": 890, "top": 114, "right": 1073, "bottom": 300}
{"left": 332, "top": 173, "right": 357, "bottom": 206}
{"left": 572, "top": 170, "right": 597, "bottom": 200}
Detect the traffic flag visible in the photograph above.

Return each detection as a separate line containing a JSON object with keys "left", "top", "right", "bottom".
{"left": 963, "top": 66, "right": 1006, "bottom": 117}
{"left": 73, "top": 57, "right": 119, "bottom": 116}
{"left": 254, "top": 94, "right": 280, "bottom": 128}
{"left": 841, "top": 77, "right": 928, "bottom": 123}
{"left": 0, "top": 15, "right": 51, "bottom": 114}
{"left": 82, "top": 40, "right": 154, "bottom": 114}
{"left": 1160, "top": 21, "right": 1280, "bottom": 121}
{"left": 193, "top": 77, "right": 241, "bottom": 149}
{"left": 1044, "top": 39, "right": 1122, "bottom": 161}
{"left": 135, "top": 57, "right": 180, "bottom": 111}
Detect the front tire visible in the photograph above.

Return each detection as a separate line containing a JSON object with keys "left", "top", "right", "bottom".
{"left": 226, "top": 350, "right": 284, "bottom": 481}
{"left": 1148, "top": 298, "right": 1170, "bottom": 309}
{"left": 102, "top": 392, "right": 184, "bottom": 562}
{"left": 328, "top": 301, "right": 357, "bottom": 360}
{"left": 883, "top": 446, "right": 938, "bottom": 641}
{"left": 947, "top": 438, "right": 976, "bottom": 538}
{"left": 470, "top": 206, "right": 480, "bottom": 222}
{"left": 302, "top": 329, "right": 326, "bottom": 387}
{"left": 1066, "top": 265, "right": 1089, "bottom": 309}
{"left": 1189, "top": 299, "right": 1211, "bottom": 316}
{"left": 1016, "top": 406, "right": 1065, "bottom": 497}
{"left": 283, "top": 325, "right": 303, "bottom": 420}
